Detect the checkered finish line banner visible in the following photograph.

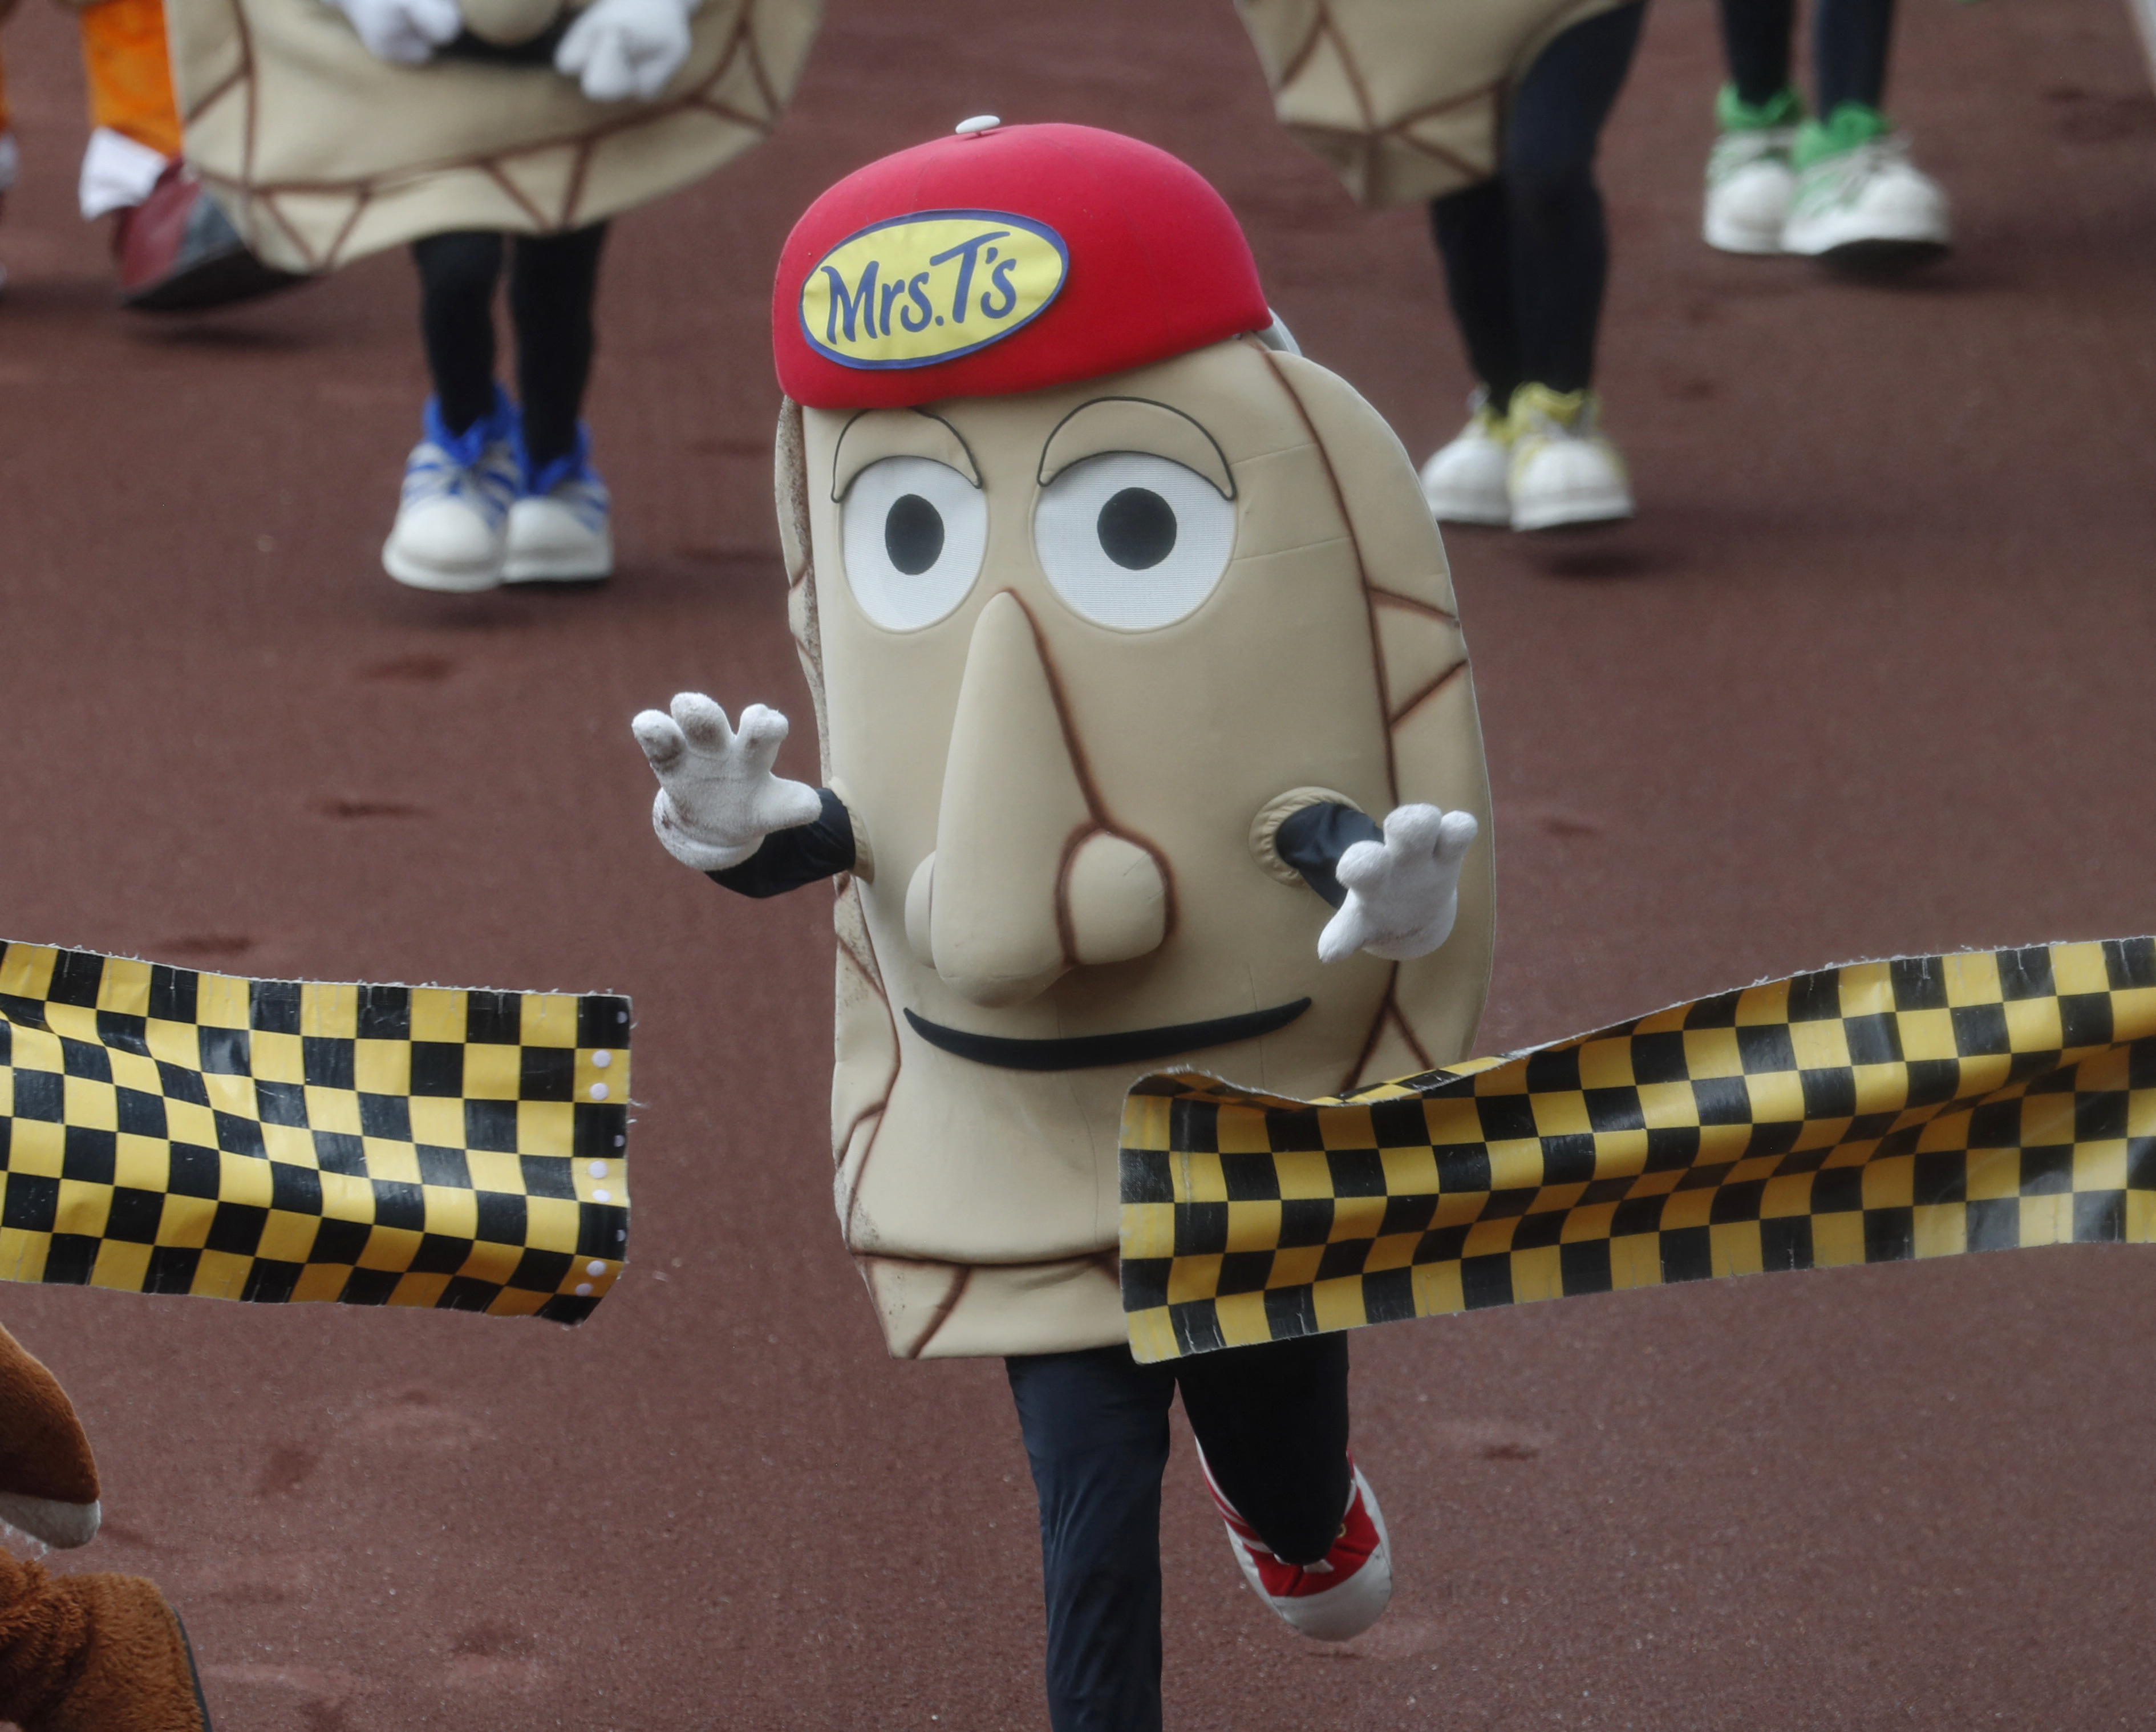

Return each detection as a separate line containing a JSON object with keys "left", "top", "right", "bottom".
{"left": 1120, "top": 938, "right": 2156, "bottom": 1363}
{"left": 0, "top": 943, "right": 631, "bottom": 1324}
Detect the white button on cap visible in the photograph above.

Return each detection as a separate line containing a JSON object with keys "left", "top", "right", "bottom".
{"left": 586, "top": 1260, "right": 606, "bottom": 1277}
{"left": 589, "top": 1161, "right": 608, "bottom": 1178}
{"left": 954, "top": 115, "right": 1001, "bottom": 135}
{"left": 593, "top": 1188, "right": 611, "bottom": 1203}
{"left": 590, "top": 1082, "right": 609, "bottom": 1100}
{"left": 592, "top": 1050, "right": 612, "bottom": 1068}
{"left": 574, "top": 1282, "right": 594, "bottom": 1297}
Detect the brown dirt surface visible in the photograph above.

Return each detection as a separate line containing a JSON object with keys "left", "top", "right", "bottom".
{"left": 2, "top": 0, "right": 2155, "bottom": 1727}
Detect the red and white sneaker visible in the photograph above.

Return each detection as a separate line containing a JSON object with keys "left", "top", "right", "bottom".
{"left": 1197, "top": 1448, "right": 1392, "bottom": 1641}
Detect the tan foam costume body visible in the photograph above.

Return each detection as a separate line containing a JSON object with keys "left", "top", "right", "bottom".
{"left": 161, "top": 0, "right": 818, "bottom": 272}
{"left": 1231, "top": 0, "right": 1632, "bottom": 205}
{"left": 651, "top": 123, "right": 1497, "bottom": 1362}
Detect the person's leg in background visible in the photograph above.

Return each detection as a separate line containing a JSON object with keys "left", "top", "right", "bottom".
{"left": 382, "top": 230, "right": 525, "bottom": 594}
{"left": 502, "top": 222, "right": 614, "bottom": 582}
{"left": 1418, "top": 179, "right": 1524, "bottom": 527}
{"left": 1423, "top": 0, "right": 1643, "bottom": 532}
{"left": 1706, "top": 0, "right": 1948, "bottom": 265}
{"left": 1782, "top": 0, "right": 1948, "bottom": 266}
{"left": 1705, "top": 0, "right": 1806, "bottom": 253}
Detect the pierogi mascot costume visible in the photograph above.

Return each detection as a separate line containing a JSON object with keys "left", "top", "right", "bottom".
{"left": 633, "top": 120, "right": 1494, "bottom": 1729}
{"left": 161, "top": 0, "right": 820, "bottom": 590}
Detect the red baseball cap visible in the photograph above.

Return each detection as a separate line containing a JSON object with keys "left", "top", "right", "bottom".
{"left": 773, "top": 122, "right": 1272, "bottom": 410}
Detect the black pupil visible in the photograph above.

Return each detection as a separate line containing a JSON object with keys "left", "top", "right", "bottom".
{"left": 1097, "top": 488, "right": 1177, "bottom": 570}
{"left": 885, "top": 494, "right": 945, "bottom": 575}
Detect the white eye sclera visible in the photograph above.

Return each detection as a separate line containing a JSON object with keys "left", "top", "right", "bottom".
{"left": 1032, "top": 452, "right": 1236, "bottom": 630}
{"left": 839, "top": 456, "right": 987, "bottom": 631}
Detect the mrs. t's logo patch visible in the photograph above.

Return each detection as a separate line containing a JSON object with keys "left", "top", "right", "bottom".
{"left": 800, "top": 210, "right": 1068, "bottom": 371}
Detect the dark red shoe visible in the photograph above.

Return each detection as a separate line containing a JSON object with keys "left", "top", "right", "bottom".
{"left": 112, "top": 160, "right": 306, "bottom": 313}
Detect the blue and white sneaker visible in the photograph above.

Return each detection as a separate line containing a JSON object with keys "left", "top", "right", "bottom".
{"left": 505, "top": 424, "right": 613, "bottom": 583}
{"left": 381, "top": 389, "right": 521, "bottom": 593}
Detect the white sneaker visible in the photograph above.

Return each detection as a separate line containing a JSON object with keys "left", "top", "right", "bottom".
{"left": 1507, "top": 383, "right": 1633, "bottom": 532}
{"left": 1704, "top": 127, "right": 1796, "bottom": 254}
{"left": 1199, "top": 1448, "right": 1393, "bottom": 1643}
{"left": 1419, "top": 389, "right": 1512, "bottom": 525}
{"left": 382, "top": 395, "right": 521, "bottom": 593}
{"left": 504, "top": 431, "right": 612, "bottom": 583}
{"left": 1782, "top": 131, "right": 1950, "bottom": 268}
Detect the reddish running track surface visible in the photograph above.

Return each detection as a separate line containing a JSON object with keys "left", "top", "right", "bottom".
{"left": 2, "top": 1, "right": 2154, "bottom": 1727}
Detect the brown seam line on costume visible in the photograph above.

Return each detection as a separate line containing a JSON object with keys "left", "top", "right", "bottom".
{"left": 257, "top": 192, "right": 321, "bottom": 272}
{"left": 1253, "top": 342, "right": 1398, "bottom": 798}
{"left": 191, "top": 64, "right": 245, "bottom": 119}
{"left": 1389, "top": 658, "right": 1469, "bottom": 729}
{"left": 236, "top": 0, "right": 260, "bottom": 193}
{"left": 1367, "top": 586, "right": 1458, "bottom": 627}
{"left": 1318, "top": 8, "right": 1377, "bottom": 132}
{"left": 480, "top": 160, "right": 549, "bottom": 229}
{"left": 903, "top": 1266, "right": 972, "bottom": 1359}
{"left": 742, "top": 11, "right": 780, "bottom": 115}
{"left": 560, "top": 138, "right": 596, "bottom": 230}
{"left": 1008, "top": 590, "right": 1181, "bottom": 947}
{"left": 838, "top": 891, "right": 899, "bottom": 1245}
{"left": 1277, "top": 11, "right": 1327, "bottom": 84}
{"left": 322, "top": 187, "right": 373, "bottom": 274}
{"left": 1338, "top": 972, "right": 1403, "bottom": 1095}
{"left": 1389, "top": 996, "right": 1434, "bottom": 1073}
{"left": 832, "top": 937, "right": 893, "bottom": 1170}
{"left": 1053, "top": 823, "right": 1103, "bottom": 969}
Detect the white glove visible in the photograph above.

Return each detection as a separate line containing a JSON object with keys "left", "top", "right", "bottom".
{"left": 1318, "top": 804, "right": 1478, "bottom": 964}
{"left": 329, "top": 0, "right": 462, "bottom": 63}
{"left": 632, "top": 693, "right": 822, "bottom": 872}
{"left": 556, "top": 0, "right": 694, "bottom": 101}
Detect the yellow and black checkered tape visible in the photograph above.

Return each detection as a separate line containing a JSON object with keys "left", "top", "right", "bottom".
{"left": 0, "top": 942, "right": 630, "bottom": 1323}
{"left": 1121, "top": 939, "right": 2156, "bottom": 1363}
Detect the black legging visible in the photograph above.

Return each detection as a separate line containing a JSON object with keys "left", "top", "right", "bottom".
{"left": 1427, "top": 1, "right": 1646, "bottom": 408}
{"left": 411, "top": 224, "right": 608, "bottom": 467}
{"left": 1006, "top": 1334, "right": 1351, "bottom": 1732}
{"left": 1719, "top": 0, "right": 1896, "bottom": 116}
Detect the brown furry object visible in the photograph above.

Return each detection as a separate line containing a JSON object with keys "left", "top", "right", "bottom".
{"left": 0, "top": 1326, "right": 209, "bottom": 1731}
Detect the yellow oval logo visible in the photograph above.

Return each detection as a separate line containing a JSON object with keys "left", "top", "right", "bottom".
{"left": 799, "top": 209, "right": 1069, "bottom": 371}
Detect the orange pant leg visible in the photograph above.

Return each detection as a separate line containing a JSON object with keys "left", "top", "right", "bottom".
{"left": 78, "top": 0, "right": 182, "bottom": 158}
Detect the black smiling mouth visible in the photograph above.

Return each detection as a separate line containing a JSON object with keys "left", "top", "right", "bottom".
{"left": 902, "top": 999, "right": 1312, "bottom": 1072}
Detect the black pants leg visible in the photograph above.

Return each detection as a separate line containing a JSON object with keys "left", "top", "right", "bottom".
{"left": 411, "top": 230, "right": 504, "bottom": 435}
{"left": 1813, "top": 0, "right": 1895, "bottom": 114}
{"left": 509, "top": 222, "right": 608, "bottom": 469}
{"left": 1429, "top": 1, "right": 1646, "bottom": 403}
{"left": 1718, "top": 0, "right": 1797, "bottom": 106}
{"left": 1005, "top": 1334, "right": 1351, "bottom": 1732}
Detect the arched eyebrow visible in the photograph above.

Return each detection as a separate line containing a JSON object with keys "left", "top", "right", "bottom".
{"left": 830, "top": 408, "right": 979, "bottom": 501}
{"left": 1035, "top": 398, "right": 1234, "bottom": 499}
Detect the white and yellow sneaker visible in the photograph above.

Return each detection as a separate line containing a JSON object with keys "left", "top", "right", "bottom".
{"left": 1506, "top": 383, "right": 1632, "bottom": 532}
{"left": 1419, "top": 388, "right": 1514, "bottom": 526}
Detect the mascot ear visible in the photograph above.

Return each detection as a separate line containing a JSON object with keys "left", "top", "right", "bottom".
{"left": 0, "top": 1324, "right": 102, "bottom": 1549}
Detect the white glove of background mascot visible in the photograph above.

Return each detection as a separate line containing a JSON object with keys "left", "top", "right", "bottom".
{"left": 555, "top": 0, "right": 698, "bottom": 100}
{"left": 637, "top": 692, "right": 1475, "bottom": 964}
{"left": 330, "top": 0, "right": 462, "bottom": 64}
{"left": 1316, "top": 804, "right": 1479, "bottom": 964}
{"left": 633, "top": 693, "right": 822, "bottom": 872}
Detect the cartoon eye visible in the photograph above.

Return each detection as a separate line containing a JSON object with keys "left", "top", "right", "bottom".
{"left": 840, "top": 456, "right": 987, "bottom": 631}
{"left": 1032, "top": 452, "right": 1235, "bottom": 630}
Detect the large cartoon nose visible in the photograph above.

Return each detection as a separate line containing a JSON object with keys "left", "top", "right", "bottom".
{"left": 905, "top": 592, "right": 1170, "bottom": 1007}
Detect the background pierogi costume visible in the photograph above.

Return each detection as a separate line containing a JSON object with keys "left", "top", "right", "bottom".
{"left": 1230, "top": 0, "right": 1649, "bottom": 533}
{"left": 634, "top": 122, "right": 1493, "bottom": 1727}
{"left": 161, "top": 0, "right": 820, "bottom": 589}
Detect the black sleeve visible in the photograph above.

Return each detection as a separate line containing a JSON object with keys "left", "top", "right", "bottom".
{"left": 706, "top": 788, "right": 858, "bottom": 900}
{"left": 1275, "top": 803, "right": 1385, "bottom": 909}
